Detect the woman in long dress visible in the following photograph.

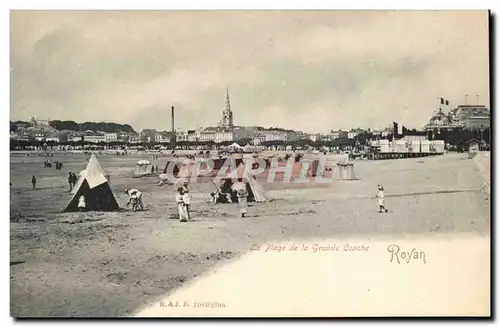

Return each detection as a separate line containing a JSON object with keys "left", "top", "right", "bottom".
{"left": 175, "top": 187, "right": 189, "bottom": 222}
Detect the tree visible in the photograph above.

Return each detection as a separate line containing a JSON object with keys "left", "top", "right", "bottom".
{"left": 10, "top": 122, "right": 18, "bottom": 133}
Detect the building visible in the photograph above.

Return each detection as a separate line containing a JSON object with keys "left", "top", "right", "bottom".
{"left": 309, "top": 134, "right": 320, "bottom": 142}
{"left": 84, "top": 134, "right": 106, "bottom": 143}
{"left": 176, "top": 131, "right": 189, "bottom": 142}
{"left": 332, "top": 130, "right": 349, "bottom": 139}
{"left": 199, "top": 130, "right": 216, "bottom": 142}
{"left": 186, "top": 130, "right": 198, "bottom": 143}
{"left": 68, "top": 136, "right": 83, "bottom": 142}
{"left": 155, "top": 131, "right": 171, "bottom": 144}
{"left": 117, "top": 132, "right": 130, "bottom": 143}
{"left": 219, "top": 89, "right": 234, "bottom": 129}
{"left": 140, "top": 129, "right": 157, "bottom": 143}
{"left": 262, "top": 129, "right": 288, "bottom": 142}
{"left": 104, "top": 133, "right": 118, "bottom": 143}
{"left": 424, "top": 108, "right": 463, "bottom": 133}
{"left": 454, "top": 105, "right": 490, "bottom": 130}
{"left": 424, "top": 102, "right": 490, "bottom": 133}
{"left": 252, "top": 134, "right": 266, "bottom": 145}
{"left": 32, "top": 132, "right": 45, "bottom": 141}
{"left": 402, "top": 135, "right": 427, "bottom": 143}
{"left": 232, "top": 126, "right": 251, "bottom": 141}
{"left": 128, "top": 134, "right": 141, "bottom": 144}
{"left": 30, "top": 117, "right": 50, "bottom": 127}
{"left": 287, "top": 131, "right": 298, "bottom": 142}
{"left": 330, "top": 130, "right": 340, "bottom": 139}
{"left": 45, "top": 137, "right": 60, "bottom": 143}
{"left": 348, "top": 131, "right": 359, "bottom": 139}
{"left": 214, "top": 130, "right": 234, "bottom": 143}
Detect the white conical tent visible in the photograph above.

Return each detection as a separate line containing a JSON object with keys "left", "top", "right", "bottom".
{"left": 64, "top": 154, "right": 119, "bottom": 212}
{"left": 84, "top": 154, "right": 108, "bottom": 187}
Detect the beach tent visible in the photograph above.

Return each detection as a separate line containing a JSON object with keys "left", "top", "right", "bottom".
{"left": 136, "top": 160, "right": 152, "bottom": 175}
{"left": 64, "top": 154, "right": 119, "bottom": 212}
{"left": 71, "top": 169, "right": 89, "bottom": 194}
{"left": 212, "top": 157, "right": 245, "bottom": 171}
{"left": 330, "top": 162, "right": 358, "bottom": 180}
{"left": 220, "top": 163, "right": 267, "bottom": 203}
{"left": 163, "top": 158, "right": 197, "bottom": 179}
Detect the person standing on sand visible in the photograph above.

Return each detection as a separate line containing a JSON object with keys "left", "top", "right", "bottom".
{"left": 78, "top": 195, "right": 86, "bottom": 212}
{"left": 233, "top": 181, "right": 249, "bottom": 218}
{"left": 182, "top": 186, "right": 192, "bottom": 221}
{"left": 68, "top": 172, "right": 73, "bottom": 191}
{"left": 176, "top": 187, "right": 189, "bottom": 222}
{"left": 375, "top": 185, "right": 389, "bottom": 213}
{"left": 31, "top": 175, "right": 37, "bottom": 189}
{"left": 71, "top": 172, "right": 78, "bottom": 188}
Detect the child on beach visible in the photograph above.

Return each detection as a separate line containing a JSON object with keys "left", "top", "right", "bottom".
{"left": 375, "top": 185, "right": 389, "bottom": 213}
{"left": 233, "top": 181, "right": 249, "bottom": 218}
{"left": 78, "top": 195, "right": 86, "bottom": 212}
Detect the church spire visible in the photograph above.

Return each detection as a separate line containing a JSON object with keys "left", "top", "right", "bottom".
{"left": 221, "top": 88, "right": 234, "bottom": 129}
{"left": 225, "top": 88, "right": 231, "bottom": 113}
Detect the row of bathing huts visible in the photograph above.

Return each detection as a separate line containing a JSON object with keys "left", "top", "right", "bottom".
{"left": 369, "top": 139, "right": 445, "bottom": 160}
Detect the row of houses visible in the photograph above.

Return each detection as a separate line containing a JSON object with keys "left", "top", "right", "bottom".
{"left": 308, "top": 128, "right": 392, "bottom": 142}
{"left": 10, "top": 123, "right": 393, "bottom": 145}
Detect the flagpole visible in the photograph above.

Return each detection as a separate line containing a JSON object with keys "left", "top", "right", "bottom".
{"left": 465, "top": 94, "right": 468, "bottom": 105}
{"left": 477, "top": 94, "right": 480, "bottom": 105}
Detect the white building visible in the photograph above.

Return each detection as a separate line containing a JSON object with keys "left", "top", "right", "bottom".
{"left": 252, "top": 134, "right": 266, "bottom": 145}
{"left": 187, "top": 131, "right": 199, "bottom": 143}
{"left": 155, "top": 132, "right": 171, "bottom": 144}
{"left": 68, "top": 136, "right": 82, "bottom": 142}
{"left": 176, "top": 131, "right": 188, "bottom": 142}
{"left": 45, "top": 137, "right": 60, "bottom": 143}
{"left": 214, "top": 131, "right": 234, "bottom": 143}
{"left": 403, "top": 135, "right": 427, "bottom": 143}
{"left": 84, "top": 134, "right": 106, "bottom": 143}
{"left": 263, "top": 130, "right": 287, "bottom": 142}
{"left": 199, "top": 130, "right": 216, "bottom": 142}
{"left": 129, "top": 135, "right": 141, "bottom": 144}
{"left": 105, "top": 133, "right": 118, "bottom": 143}
{"left": 348, "top": 131, "right": 359, "bottom": 139}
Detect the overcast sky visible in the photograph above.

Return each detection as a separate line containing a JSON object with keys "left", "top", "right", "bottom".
{"left": 11, "top": 11, "right": 489, "bottom": 133}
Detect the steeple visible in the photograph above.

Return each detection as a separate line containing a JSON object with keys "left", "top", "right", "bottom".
{"left": 221, "top": 88, "right": 234, "bottom": 129}
{"left": 224, "top": 88, "right": 231, "bottom": 113}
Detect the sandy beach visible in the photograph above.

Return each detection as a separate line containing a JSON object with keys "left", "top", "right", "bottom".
{"left": 10, "top": 152, "right": 490, "bottom": 317}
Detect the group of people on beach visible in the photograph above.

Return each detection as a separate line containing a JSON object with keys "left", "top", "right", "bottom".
{"left": 119, "top": 178, "right": 249, "bottom": 222}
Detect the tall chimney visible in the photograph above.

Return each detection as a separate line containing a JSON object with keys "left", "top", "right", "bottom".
{"left": 171, "top": 106, "right": 175, "bottom": 133}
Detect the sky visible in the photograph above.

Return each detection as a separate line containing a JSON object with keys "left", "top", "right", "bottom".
{"left": 10, "top": 11, "right": 490, "bottom": 133}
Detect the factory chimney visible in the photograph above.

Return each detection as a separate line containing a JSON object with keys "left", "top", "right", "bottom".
{"left": 171, "top": 106, "right": 175, "bottom": 133}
